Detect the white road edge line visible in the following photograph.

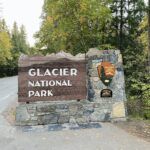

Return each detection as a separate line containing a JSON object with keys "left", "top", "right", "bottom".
{"left": 0, "top": 92, "right": 17, "bottom": 102}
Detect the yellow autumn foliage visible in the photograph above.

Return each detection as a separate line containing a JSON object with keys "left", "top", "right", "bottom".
{"left": 0, "top": 31, "right": 12, "bottom": 65}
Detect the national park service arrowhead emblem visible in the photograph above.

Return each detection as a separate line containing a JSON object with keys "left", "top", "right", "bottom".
{"left": 97, "top": 61, "right": 116, "bottom": 86}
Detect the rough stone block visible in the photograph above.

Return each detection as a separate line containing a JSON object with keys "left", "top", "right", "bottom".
{"left": 76, "top": 111, "right": 84, "bottom": 117}
{"left": 58, "top": 116, "right": 70, "bottom": 124}
{"left": 69, "top": 105, "right": 78, "bottom": 115}
{"left": 77, "top": 104, "right": 84, "bottom": 111}
{"left": 83, "top": 104, "right": 94, "bottom": 111}
{"left": 69, "top": 116, "right": 77, "bottom": 124}
{"left": 36, "top": 105, "right": 56, "bottom": 112}
{"left": 57, "top": 109, "right": 69, "bottom": 116}
{"left": 111, "top": 102, "right": 126, "bottom": 118}
{"left": 30, "top": 116, "right": 38, "bottom": 121}
{"left": 76, "top": 116, "right": 89, "bottom": 124}
{"left": 56, "top": 104, "right": 68, "bottom": 110}
{"left": 27, "top": 105, "right": 36, "bottom": 114}
{"left": 16, "top": 106, "right": 30, "bottom": 123}
{"left": 38, "top": 114, "right": 58, "bottom": 125}
{"left": 91, "top": 77, "right": 99, "bottom": 82}
{"left": 88, "top": 89, "right": 95, "bottom": 100}
{"left": 83, "top": 104, "right": 94, "bottom": 116}
{"left": 118, "top": 54, "right": 123, "bottom": 63}
{"left": 88, "top": 69, "right": 99, "bottom": 77}
{"left": 37, "top": 112, "right": 51, "bottom": 116}
{"left": 91, "top": 80, "right": 105, "bottom": 90}
{"left": 90, "top": 109, "right": 111, "bottom": 122}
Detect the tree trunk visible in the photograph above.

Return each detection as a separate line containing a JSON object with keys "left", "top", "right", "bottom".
{"left": 119, "top": 0, "right": 123, "bottom": 51}
{"left": 148, "top": 0, "right": 150, "bottom": 73}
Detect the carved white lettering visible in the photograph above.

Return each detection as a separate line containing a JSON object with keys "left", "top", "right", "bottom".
{"left": 70, "top": 68, "right": 77, "bottom": 76}
{"left": 28, "top": 90, "right": 53, "bottom": 97}
{"left": 28, "top": 68, "right": 78, "bottom": 77}
{"left": 28, "top": 69, "right": 36, "bottom": 76}
{"left": 28, "top": 91, "right": 34, "bottom": 97}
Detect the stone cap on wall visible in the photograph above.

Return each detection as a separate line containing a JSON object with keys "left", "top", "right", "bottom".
{"left": 86, "top": 48, "right": 121, "bottom": 58}
{"left": 19, "top": 51, "right": 86, "bottom": 67}
{"left": 19, "top": 49, "right": 121, "bottom": 67}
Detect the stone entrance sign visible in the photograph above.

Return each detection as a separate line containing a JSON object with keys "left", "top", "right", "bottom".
{"left": 18, "top": 54, "right": 87, "bottom": 102}
{"left": 16, "top": 50, "right": 127, "bottom": 126}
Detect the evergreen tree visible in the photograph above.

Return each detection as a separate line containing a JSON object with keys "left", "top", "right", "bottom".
{"left": 10, "top": 22, "right": 29, "bottom": 75}
{"left": 11, "top": 22, "right": 29, "bottom": 53}
{"left": 109, "top": 0, "right": 146, "bottom": 50}
{"left": 11, "top": 22, "right": 20, "bottom": 53}
{"left": 19, "top": 25, "right": 29, "bottom": 53}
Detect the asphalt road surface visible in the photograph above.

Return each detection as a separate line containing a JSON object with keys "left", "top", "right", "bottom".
{"left": 0, "top": 76, "right": 150, "bottom": 150}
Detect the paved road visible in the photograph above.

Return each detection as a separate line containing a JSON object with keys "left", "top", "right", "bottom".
{"left": 0, "top": 76, "right": 18, "bottom": 113}
{"left": 0, "top": 76, "right": 150, "bottom": 150}
{"left": 0, "top": 76, "right": 18, "bottom": 141}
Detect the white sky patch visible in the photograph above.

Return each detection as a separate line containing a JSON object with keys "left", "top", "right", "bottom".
{"left": 145, "top": 0, "right": 148, "bottom": 5}
{"left": 2, "top": 0, "right": 44, "bottom": 46}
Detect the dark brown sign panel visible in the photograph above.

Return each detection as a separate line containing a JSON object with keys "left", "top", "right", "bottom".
{"left": 18, "top": 56, "right": 87, "bottom": 102}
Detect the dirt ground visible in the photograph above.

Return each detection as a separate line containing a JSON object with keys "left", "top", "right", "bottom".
{"left": 113, "top": 119, "right": 150, "bottom": 142}
{"left": 2, "top": 100, "right": 17, "bottom": 125}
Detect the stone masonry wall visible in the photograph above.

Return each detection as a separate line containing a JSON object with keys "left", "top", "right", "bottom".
{"left": 16, "top": 100, "right": 113, "bottom": 126}
{"left": 16, "top": 49, "right": 126, "bottom": 126}
{"left": 87, "top": 49, "right": 126, "bottom": 102}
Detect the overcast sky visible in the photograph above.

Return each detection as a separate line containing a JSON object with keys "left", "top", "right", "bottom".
{"left": 1, "top": 0, "right": 149, "bottom": 46}
{"left": 1, "top": 0, "right": 44, "bottom": 46}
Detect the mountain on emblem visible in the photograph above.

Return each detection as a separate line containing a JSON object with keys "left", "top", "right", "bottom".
{"left": 97, "top": 61, "right": 116, "bottom": 86}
